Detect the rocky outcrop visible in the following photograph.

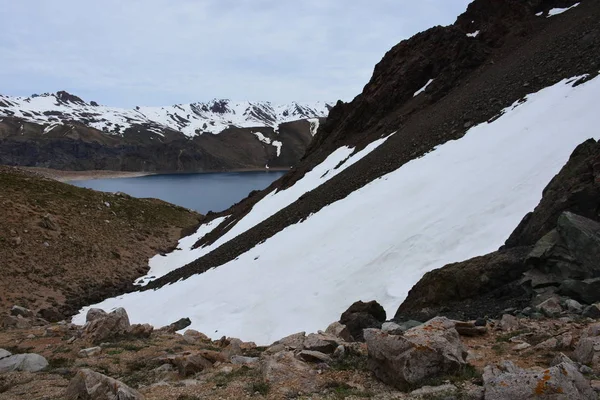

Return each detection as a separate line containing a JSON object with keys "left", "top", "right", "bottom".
{"left": 482, "top": 360, "right": 596, "bottom": 399}
{"left": 82, "top": 308, "right": 131, "bottom": 344}
{"left": 66, "top": 368, "right": 145, "bottom": 400}
{"left": 340, "top": 300, "right": 386, "bottom": 342}
{"left": 364, "top": 317, "right": 467, "bottom": 390}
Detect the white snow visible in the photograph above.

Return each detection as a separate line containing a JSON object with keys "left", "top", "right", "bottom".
{"left": 251, "top": 132, "right": 283, "bottom": 157}
{"left": 547, "top": 3, "right": 579, "bottom": 16}
{"left": 466, "top": 30, "right": 480, "bottom": 38}
{"left": 307, "top": 118, "right": 320, "bottom": 136}
{"left": 0, "top": 94, "right": 332, "bottom": 137}
{"left": 413, "top": 79, "right": 434, "bottom": 97}
{"left": 73, "top": 75, "right": 600, "bottom": 344}
{"left": 42, "top": 122, "right": 61, "bottom": 134}
{"left": 535, "top": 11, "right": 544, "bottom": 16}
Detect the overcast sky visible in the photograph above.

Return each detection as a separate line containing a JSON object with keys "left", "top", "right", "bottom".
{"left": 0, "top": 1, "right": 472, "bottom": 107}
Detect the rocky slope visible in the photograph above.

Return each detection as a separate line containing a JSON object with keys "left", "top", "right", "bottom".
{"left": 0, "top": 166, "right": 201, "bottom": 321}
{"left": 0, "top": 94, "right": 330, "bottom": 172}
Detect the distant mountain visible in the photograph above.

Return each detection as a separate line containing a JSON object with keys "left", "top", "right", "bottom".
{"left": 0, "top": 91, "right": 331, "bottom": 137}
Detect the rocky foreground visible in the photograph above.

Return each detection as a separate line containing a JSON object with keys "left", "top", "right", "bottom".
{"left": 1, "top": 301, "right": 600, "bottom": 399}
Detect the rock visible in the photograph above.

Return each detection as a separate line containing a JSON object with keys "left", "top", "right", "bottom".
{"left": 381, "top": 321, "right": 404, "bottom": 335}
{"left": 513, "top": 342, "right": 531, "bottom": 351}
{"left": 40, "top": 214, "right": 59, "bottom": 231}
{"left": 260, "top": 351, "right": 317, "bottom": 395}
{"left": 274, "top": 332, "right": 306, "bottom": 350}
{"left": 364, "top": 317, "right": 467, "bottom": 389}
{"left": 303, "top": 333, "right": 339, "bottom": 354}
{"left": 581, "top": 365, "right": 594, "bottom": 375}
{"left": 499, "top": 314, "right": 519, "bottom": 331}
{"left": 197, "top": 350, "right": 227, "bottom": 364}
{"left": 566, "top": 299, "right": 584, "bottom": 313}
{"left": 231, "top": 355, "right": 259, "bottom": 365}
{"left": 560, "top": 278, "right": 600, "bottom": 304}
{"left": 483, "top": 360, "right": 595, "bottom": 399}
{"left": 583, "top": 304, "right": 600, "bottom": 319}
{"left": 173, "top": 354, "right": 212, "bottom": 376}
{"left": 86, "top": 308, "right": 107, "bottom": 323}
{"left": 574, "top": 337, "right": 600, "bottom": 366}
{"left": 298, "top": 350, "right": 332, "bottom": 363}
{"left": 325, "top": 321, "right": 353, "bottom": 342}
{"left": 0, "top": 353, "right": 48, "bottom": 373}
{"left": 10, "top": 305, "right": 34, "bottom": 318}
{"left": 340, "top": 300, "right": 386, "bottom": 342}
{"left": 454, "top": 321, "right": 487, "bottom": 336}
{"left": 0, "top": 349, "right": 11, "bottom": 359}
{"left": 537, "top": 297, "right": 563, "bottom": 317}
{"left": 166, "top": 317, "right": 192, "bottom": 332}
{"left": 475, "top": 318, "right": 487, "bottom": 326}
{"left": 550, "top": 352, "right": 576, "bottom": 367}
{"left": 78, "top": 347, "right": 102, "bottom": 358}
{"left": 0, "top": 315, "right": 31, "bottom": 329}
{"left": 129, "top": 323, "right": 153, "bottom": 338}
{"left": 83, "top": 308, "right": 131, "bottom": 344}
{"left": 66, "top": 368, "right": 144, "bottom": 400}
{"left": 222, "top": 338, "right": 243, "bottom": 359}
{"left": 37, "top": 307, "right": 64, "bottom": 323}
{"left": 333, "top": 345, "right": 346, "bottom": 359}
{"left": 557, "top": 212, "right": 600, "bottom": 275}
{"left": 410, "top": 383, "right": 457, "bottom": 397}
{"left": 183, "top": 329, "right": 209, "bottom": 343}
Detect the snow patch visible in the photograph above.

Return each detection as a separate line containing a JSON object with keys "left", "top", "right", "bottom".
{"left": 466, "top": 30, "right": 480, "bottom": 38}
{"left": 547, "top": 3, "right": 579, "bottom": 16}
{"left": 414, "top": 79, "right": 434, "bottom": 97}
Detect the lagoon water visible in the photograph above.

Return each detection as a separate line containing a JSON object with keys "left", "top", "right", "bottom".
{"left": 71, "top": 171, "right": 286, "bottom": 214}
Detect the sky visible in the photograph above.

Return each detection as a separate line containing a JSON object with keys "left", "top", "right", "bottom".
{"left": 0, "top": 1, "right": 472, "bottom": 107}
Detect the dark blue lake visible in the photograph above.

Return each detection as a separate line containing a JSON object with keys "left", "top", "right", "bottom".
{"left": 70, "top": 171, "right": 286, "bottom": 214}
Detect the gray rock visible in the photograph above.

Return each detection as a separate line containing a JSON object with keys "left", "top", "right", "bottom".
{"left": 303, "top": 333, "right": 339, "bottom": 354}
{"left": 66, "top": 368, "right": 144, "bottom": 400}
{"left": 298, "top": 350, "right": 332, "bottom": 363}
{"left": 182, "top": 329, "right": 209, "bottom": 344}
{"left": 260, "top": 351, "right": 317, "bottom": 395}
{"left": 78, "top": 347, "right": 102, "bottom": 358}
{"left": 0, "top": 349, "right": 11, "bottom": 359}
{"left": 566, "top": 299, "right": 584, "bottom": 313}
{"left": 325, "top": 321, "right": 353, "bottom": 342}
{"left": 574, "top": 337, "right": 600, "bottom": 366}
{"left": 396, "top": 320, "right": 423, "bottom": 332}
{"left": 166, "top": 317, "right": 191, "bottom": 332}
{"left": 454, "top": 321, "right": 487, "bottom": 336}
{"left": 129, "top": 323, "right": 153, "bottom": 338}
{"left": 482, "top": 360, "right": 595, "bottom": 399}
{"left": 172, "top": 354, "right": 212, "bottom": 376}
{"left": 231, "top": 355, "right": 258, "bottom": 365}
{"left": 222, "top": 338, "right": 243, "bottom": 359}
{"left": 560, "top": 278, "right": 600, "bottom": 305}
{"left": 10, "top": 305, "right": 34, "bottom": 318}
{"left": 499, "top": 314, "right": 519, "bottom": 331}
{"left": 83, "top": 307, "right": 130, "bottom": 344}
{"left": 86, "top": 308, "right": 107, "bottom": 324}
{"left": 381, "top": 321, "right": 404, "bottom": 335}
{"left": 537, "top": 297, "right": 563, "bottom": 317}
{"left": 550, "top": 352, "right": 576, "bottom": 367}
{"left": 333, "top": 345, "right": 346, "bottom": 359}
{"left": 583, "top": 304, "right": 600, "bottom": 318}
{"left": 581, "top": 365, "right": 594, "bottom": 375}
{"left": 275, "top": 331, "right": 306, "bottom": 350}
{"left": 0, "top": 353, "right": 48, "bottom": 373}
{"left": 410, "top": 383, "right": 457, "bottom": 397}
{"left": 340, "top": 300, "right": 386, "bottom": 342}
{"left": 364, "top": 317, "right": 467, "bottom": 389}
{"left": 558, "top": 212, "right": 600, "bottom": 276}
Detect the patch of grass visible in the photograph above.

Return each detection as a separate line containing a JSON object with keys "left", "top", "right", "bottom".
{"left": 213, "top": 366, "right": 253, "bottom": 388}
{"left": 492, "top": 343, "right": 506, "bottom": 355}
{"left": 52, "top": 346, "right": 71, "bottom": 354}
{"left": 495, "top": 329, "right": 529, "bottom": 343}
{"left": 177, "top": 396, "right": 202, "bottom": 400}
{"left": 243, "top": 346, "right": 267, "bottom": 358}
{"left": 107, "top": 349, "right": 124, "bottom": 355}
{"left": 408, "top": 364, "right": 482, "bottom": 391}
{"left": 2, "top": 345, "right": 35, "bottom": 354}
{"left": 47, "top": 357, "right": 74, "bottom": 369}
{"left": 330, "top": 352, "right": 368, "bottom": 371}
{"left": 324, "top": 382, "right": 373, "bottom": 399}
{"left": 248, "top": 381, "right": 270, "bottom": 396}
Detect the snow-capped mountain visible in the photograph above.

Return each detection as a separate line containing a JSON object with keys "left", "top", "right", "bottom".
{"left": 0, "top": 91, "right": 331, "bottom": 136}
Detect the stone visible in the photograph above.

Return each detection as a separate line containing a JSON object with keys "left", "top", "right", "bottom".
{"left": 10, "top": 305, "right": 34, "bottom": 318}
{"left": 410, "top": 383, "right": 457, "bottom": 397}
{"left": 340, "top": 300, "right": 386, "bottom": 342}
{"left": 454, "top": 321, "right": 487, "bottom": 336}
{"left": 197, "top": 350, "right": 227, "bottom": 364}
{"left": 66, "top": 368, "right": 144, "bottom": 400}
{"left": 37, "top": 307, "right": 64, "bottom": 323}
{"left": 396, "top": 320, "right": 423, "bottom": 331}
{"left": 303, "top": 333, "right": 339, "bottom": 354}
{"left": 381, "top": 321, "right": 404, "bottom": 335}
{"left": 574, "top": 337, "right": 600, "bottom": 366}
{"left": 325, "top": 321, "right": 353, "bottom": 342}
{"left": 166, "top": 317, "right": 191, "bottom": 332}
{"left": 581, "top": 365, "right": 594, "bottom": 375}
{"left": 78, "top": 347, "right": 102, "bottom": 358}
{"left": 231, "top": 355, "right": 259, "bottom": 365}
{"left": 260, "top": 351, "right": 317, "bottom": 395}
{"left": 499, "top": 314, "right": 519, "bottom": 331}
{"left": 475, "top": 318, "right": 487, "bottom": 326}
{"left": 274, "top": 332, "right": 306, "bottom": 350}
{"left": 83, "top": 307, "right": 130, "bottom": 344}
{"left": 183, "top": 329, "right": 209, "bottom": 343}
{"left": 85, "top": 308, "right": 107, "bottom": 323}
{"left": 513, "top": 343, "right": 531, "bottom": 351}
{"left": 566, "top": 299, "right": 584, "bottom": 313}
{"left": 173, "top": 354, "right": 212, "bottom": 376}
{"left": 40, "top": 214, "right": 59, "bottom": 231}
{"left": 537, "top": 297, "right": 563, "bottom": 317}
{"left": 222, "top": 338, "right": 243, "bottom": 359}
{"left": 583, "top": 304, "right": 600, "bottom": 319}
{"left": 333, "top": 345, "right": 346, "bottom": 359}
{"left": 364, "top": 317, "right": 467, "bottom": 389}
{"left": 298, "top": 350, "right": 332, "bottom": 363}
{"left": 0, "top": 349, "right": 11, "bottom": 360}
{"left": 560, "top": 278, "right": 600, "bottom": 305}
{"left": 550, "top": 352, "right": 576, "bottom": 367}
{"left": 0, "top": 315, "right": 30, "bottom": 329}
{"left": 0, "top": 353, "right": 48, "bottom": 373}
{"left": 129, "top": 323, "right": 153, "bottom": 338}
{"left": 557, "top": 212, "right": 600, "bottom": 276}
{"left": 592, "top": 380, "right": 600, "bottom": 392}
{"left": 483, "top": 360, "right": 595, "bottom": 399}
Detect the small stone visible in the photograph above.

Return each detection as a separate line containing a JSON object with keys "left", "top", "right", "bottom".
{"left": 537, "top": 297, "right": 563, "bottom": 317}
{"left": 513, "top": 343, "right": 531, "bottom": 351}
{"left": 303, "top": 333, "right": 339, "bottom": 354}
{"left": 298, "top": 350, "right": 332, "bottom": 363}
{"left": 275, "top": 332, "right": 306, "bottom": 350}
{"left": 583, "top": 304, "right": 600, "bottom": 319}
{"left": 474, "top": 318, "right": 487, "bottom": 327}
{"left": 0, "top": 349, "right": 12, "bottom": 359}
{"left": 26, "top": 334, "right": 35, "bottom": 339}
{"left": 78, "top": 347, "right": 102, "bottom": 358}
{"left": 580, "top": 365, "right": 594, "bottom": 375}
{"left": 565, "top": 299, "right": 584, "bottom": 314}
{"left": 66, "top": 368, "right": 144, "bottom": 400}
{"left": 499, "top": 314, "right": 519, "bottom": 331}
{"left": 454, "top": 321, "right": 487, "bottom": 336}
{"left": 166, "top": 317, "right": 191, "bottom": 332}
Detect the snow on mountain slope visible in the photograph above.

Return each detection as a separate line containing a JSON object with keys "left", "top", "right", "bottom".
{"left": 73, "top": 75, "right": 600, "bottom": 344}
{"left": 0, "top": 91, "right": 331, "bottom": 136}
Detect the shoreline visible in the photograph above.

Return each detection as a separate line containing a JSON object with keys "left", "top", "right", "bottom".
{"left": 19, "top": 166, "right": 290, "bottom": 182}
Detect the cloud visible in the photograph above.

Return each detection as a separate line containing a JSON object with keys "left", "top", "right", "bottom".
{"left": 0, "top": 0, "right": 472, "bottom": 107}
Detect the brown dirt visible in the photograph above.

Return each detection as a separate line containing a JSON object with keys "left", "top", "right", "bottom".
{"left": 0, "top": 166, "right": 202, "bottom": 319}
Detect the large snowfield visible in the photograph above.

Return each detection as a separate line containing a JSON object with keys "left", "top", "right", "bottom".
{"left": 74, "top": 75, "right": 600, "bottom": 344}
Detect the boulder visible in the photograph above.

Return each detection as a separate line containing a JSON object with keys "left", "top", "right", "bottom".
{"left": 0, "top": 353, "right": 48, "bottom": 373}
{"left": 78, "top": 347, "right": 102, "bottom": 358}
{"left": 66, "top": 368, "right": 144, "bottom": 400}
{"left": 86, "top": 308, "right": 107, "bottom": 323}
{"left": 172, "top": 354, "right": 212, "bottom": 376}
{"left": 183, "top": 329, "right": 209, "bottom": 343}
{"left": 260, "top": 351, "right": 317, "bottom": 395}
{"left": 37, "top": 307, "right": 64, "bottom": 323}
{"left": 340, "top": 300, "right": 386, "bottom": 342}
{"left": 583, "top": 304, "right": 600, "bottom": 319}
{"left": 231, "top": 355, "right": 259, "bottom": 365}
{"left": 574, "top": 337, "right": 600, "bottom": 367}
{"left": 499, "top": 314, "right": 519, "bottom": 331}
{"left": 560, "top": 278, "right": 600, "bottom": 304}
{"left": 566, "top": 299, "right": 584, "bottom": 314}
{"left": 536, "top": 297, "right": 563, "bottom": 317}
{"left": 325, "top": 321, "right": 353, "bottom": 342}
{"left": 557, "top": 212, "right": 600, "bottom": 277}
{"left": 166, "top": 317, "right": 191, "bottom": 332}
{"left": 10, "top": 305, "right": 34, "bottom": 318}
{"left": 303, "top": 333, "right": 339, "bottom": 354}
{"left": 364, "top": 317, "right": 467, "bottom": 389}
{"left": 83, "top": 308, "right": 130, "bottom": 344}
{"left": 0, "top": 315, "right": 31, "bottom": 329}
{"left": 197, "top": 350, "right": 227, "bottom": 364}
{"left": 222, "top": 338, "right": 243, "bottom": 359}
{"left": 129, "top": 323, "right": 153, "bottom": 338}
{"left": 273, "top": 332, "right": 306, "bottom": 350}
{"left": 381, "top": 321, "right": 404, "bottom": 335}
{"left": 0, "top": 349, "right": 11, "bottom": 359}
{"left": 298, "top": 350, "right": 332, "bottom": 363}
{"left": 482, "top": 360, "right": 595, "bottom": 399}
